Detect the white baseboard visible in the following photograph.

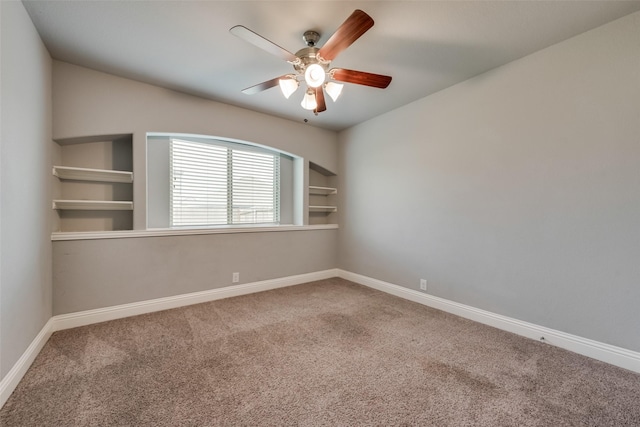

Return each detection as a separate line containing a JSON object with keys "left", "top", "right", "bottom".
{"left": 52, "top": 269, "right": 340, "bottom": 332}
{"left": 337, "top": 269, "right": 640, "bottom": 374}
{"left": 3, "top": 267, "right": 639, "bottom": 412}
{"left": 0, "top": 318, "right": 54, "bottom": 409}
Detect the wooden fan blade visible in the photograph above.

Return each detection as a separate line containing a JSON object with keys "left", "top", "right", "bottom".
{"left": 318, "top": 10, "right": 374, "bottom": 61}
{"left": 241, "top": 76, "right": 288, "bottom": 95}
{"left": 230, "top": 25, "right": 299, "bottom": 63}
{"left": 330, "top": 68, "right": 392, "bottom": 88}
{"left": 315, "top": 87, "right": 327, "bottom": 113}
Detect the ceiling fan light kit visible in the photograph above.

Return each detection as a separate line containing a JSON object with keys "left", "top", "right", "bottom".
{"left": 324, "top": 81, "right": 344, "bottom": 102}
{"left": 278, "top": 76, "right": 299, "bottom": 99}
{"left": 304, "top": 63, "right": 326, "bottom": 88}
{"left": 301, "top": 89, "right": 318, "bottom": 111}
{"left": 230, "top": 9, "right": 392, "bottom": 115}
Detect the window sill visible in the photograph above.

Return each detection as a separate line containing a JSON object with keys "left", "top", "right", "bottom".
{"left": 51, "top": 224, "right": 338, "bottom": 241}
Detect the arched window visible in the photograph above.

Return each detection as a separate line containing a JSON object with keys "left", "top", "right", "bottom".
{"left": 147, "top": 133, "right": 296, "bottom": 228}
{"left": 170, "top": 138, "right": 279, "bottom": 227}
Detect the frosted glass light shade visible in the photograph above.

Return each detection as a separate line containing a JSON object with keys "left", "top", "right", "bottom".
{"left": 325, "top": 82, "right": 344, "bottom": 102}
{"left": 300, "top": 90, "right": 317, "bottom": 110}
{"left": 304, "top": 64, "right": 325, "bottom": 88}
{"left": 278, "top": 77, "right": 299, "bottom": 99}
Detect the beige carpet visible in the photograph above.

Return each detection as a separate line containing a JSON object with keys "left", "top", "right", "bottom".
{"left": 2, "top": 278, "right": 640, "bottom": 426}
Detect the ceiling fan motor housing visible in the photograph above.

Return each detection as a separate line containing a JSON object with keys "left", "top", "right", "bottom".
{"left": 293, "top": 46, "right": 329, "bottom": 76}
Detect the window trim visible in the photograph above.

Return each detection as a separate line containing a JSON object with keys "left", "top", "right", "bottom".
{"left": 146, "top": 132, "right": 303, "bottom": 231}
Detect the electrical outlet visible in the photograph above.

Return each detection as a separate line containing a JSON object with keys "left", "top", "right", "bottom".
{"left": 420, "top": 279, "right": 427, "bottom": 291}
{"left": 232, "top": 272, "right": 240, "bottom": 283}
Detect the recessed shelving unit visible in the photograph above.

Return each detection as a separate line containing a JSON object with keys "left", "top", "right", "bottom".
{"left": 53, "top": 134, "right": 134, "bottom": 232}
{"left": 308, "top": 161, "right": 338, "bottom": 225}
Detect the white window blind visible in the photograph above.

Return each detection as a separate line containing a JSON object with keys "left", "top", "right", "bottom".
{"left": 170, "top": 138, "right": 280, "bottom": 227}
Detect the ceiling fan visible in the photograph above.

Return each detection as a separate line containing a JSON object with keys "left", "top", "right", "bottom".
{"left": 230, "top": 9, "right": 392, "bottom": 115}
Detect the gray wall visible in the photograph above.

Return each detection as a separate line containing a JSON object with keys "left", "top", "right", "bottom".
{"left": 53, "top": 229, "right": 337, "bottom": 314}
{"left": 0, "top": 1, "right": 53, "bottom": 378}
{"left": 52, "top": 62, "right": 339, "bottom": 315}
{"left": 338, "top": 12, "right": 640, "bottom": 352}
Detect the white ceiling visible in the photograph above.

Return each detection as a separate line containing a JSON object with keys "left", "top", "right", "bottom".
{"left": 22, "top": 1, "right": 640, "bottom": 131}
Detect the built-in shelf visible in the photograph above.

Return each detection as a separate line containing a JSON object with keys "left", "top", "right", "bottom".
{"left": 309, "top": 161, "right": 336, "bottom": 177}
{"left": 308, "top": 161, "right": 338, "bottom": 224}
{"left": 53, "top": 166, "right": 133, "bottom": 183}
{"left": 309, "top": 205, "right": 337, "bottom": 213}
{"left": 54, "top": 133, "right": 133, "bottom": 146}
{"left": 52, "top": 200, "right": 133, "bottom": 211}
{"left": 309, "top": 185, "right": 337, "bottom": 195}
{"left": 53, "top": 133, "right": 134, "bottom": 232}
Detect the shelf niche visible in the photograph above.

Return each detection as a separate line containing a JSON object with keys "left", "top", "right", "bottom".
{"left": 53, "top": 134, "right": 134, "bottom": 232}
{"left": 308, "top": 161, "right": 338, "bottom": 225}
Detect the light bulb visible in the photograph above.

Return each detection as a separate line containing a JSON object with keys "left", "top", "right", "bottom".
{"left": 300, "top": 90, "right": 317, "bottom": 110}
{"left": 304, "top": 64, "right": 326, "bottom": 88}
{"left": 325, "top": 82, "right": 344, "bottom": 102}
{"left": 278, "top": 77, "right": 299, "bottom": 99}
